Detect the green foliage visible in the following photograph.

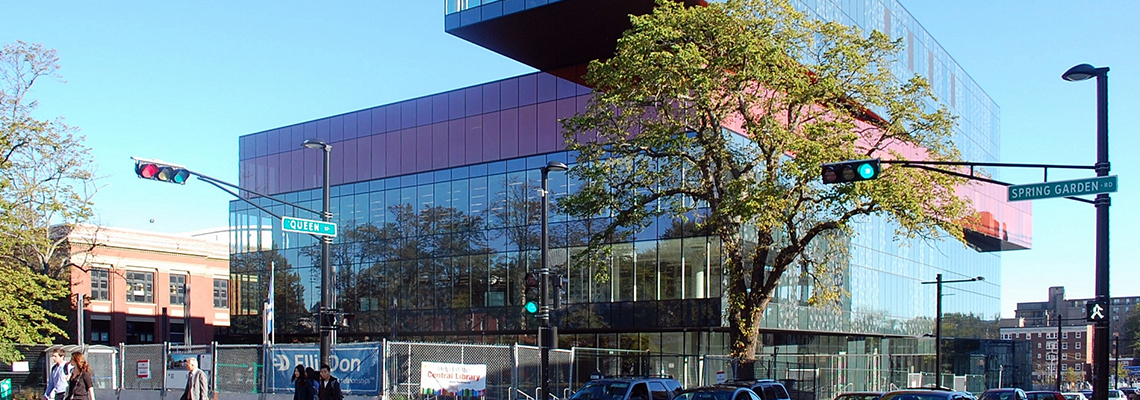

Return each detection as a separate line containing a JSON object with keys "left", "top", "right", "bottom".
{"left": 1121, "top": 305, "right": 1140, "bottom": 360}
{"left": 0, "top": 40, "right": 98, "bottom": 362}
{"left": 559, "top": 0, "right": 971, "bottom": 361}
{"left": 940, "top": 312, "right": 1000, "bottom": 339}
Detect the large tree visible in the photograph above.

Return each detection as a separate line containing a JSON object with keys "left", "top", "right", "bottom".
{"left": 0, "top": 41, "right": 97, "bottom": 362}
{"left": 559, "top": 0, "right": 972, "bottom": 368}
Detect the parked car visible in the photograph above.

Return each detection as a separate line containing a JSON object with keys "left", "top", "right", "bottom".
{"left": 673, "top": 385, "right": 761, "bottom": 400}
{"left": 1061, "top": 392, "right": 1088, "bottom": 400}
{"left": 879, "top": 387, "right": 977, "bottom": 400}
{"left": 834, "top": 391, "right": 885, "bottom": 400}
{"left": 1108, "top": 390, "right": 1127, "bottom": 400}
{"left": 980, "top": 389, "right": 1028, "bottom": 400}
{"left": 569, "top": 376, "right": 684, "bottom": 400}
{"left": 724, "top": 380, "right": 792, "bottom": 400}
{"left": 1026, "top": 391, "right": 1066, "bottom": 400}
{"left": 1119, "top": 388, "right": 1138, "bottom": 400}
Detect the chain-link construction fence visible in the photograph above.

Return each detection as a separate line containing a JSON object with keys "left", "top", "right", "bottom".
{"left": 215, "top": 344, "right": 262, "bottom": 393}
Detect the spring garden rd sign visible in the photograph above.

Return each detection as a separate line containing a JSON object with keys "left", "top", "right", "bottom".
{"left": 1007, "top": 175, "right": 1118, "bottom": 202}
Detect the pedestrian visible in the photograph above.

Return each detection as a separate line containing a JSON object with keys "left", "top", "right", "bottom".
{"left": 180, "top": 357, "right": 208, "bottom": 400}
{"left": 64, "top": 352, "right": 94, "bottom": 400}
{"left": 317, "top": 364, "right": 343, "bottom": 400}
{"left": 306, "top": 367, "right": 320, "bottom": 399}
{"left": 44, "top": 349, "right": 70, "bottom": 400}
{"left": 292, "top": 365, "right": 314, "bottom": 400}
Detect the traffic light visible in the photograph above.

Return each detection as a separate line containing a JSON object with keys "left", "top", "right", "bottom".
{"left": 134, "top": 159, "right": 191, "bottom": 184}
{"left": 821, "top": 158, "right": 880, "bottom": 184}
{"left": 523, "top": 272, "right": 540, "bottom": 314}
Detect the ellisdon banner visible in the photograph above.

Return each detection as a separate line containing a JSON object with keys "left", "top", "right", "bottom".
{"left": 268, "top": 346, "right": 379, "bottom": 394}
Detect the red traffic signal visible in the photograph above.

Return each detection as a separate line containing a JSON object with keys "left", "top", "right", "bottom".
{"left": 821, "top": 159, "right": 881, "bottom": 184}
{"left": 134, "top": 159, "right": 191, "bottom": 184}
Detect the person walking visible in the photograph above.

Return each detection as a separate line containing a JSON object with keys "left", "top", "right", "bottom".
{"left": 44, "top": 349, "right": 70, "bottom": 400}
{"left": 317, "top": 364, "right": 343, "bottom": 400}
{"left": 180, "top": 357, "right": 208, "bottom": 400}
{"left": 64, "top": 352, "right": 94, "bottom": 400}
{"left": 292, "top": 365, "right": 315, "bottom": 400}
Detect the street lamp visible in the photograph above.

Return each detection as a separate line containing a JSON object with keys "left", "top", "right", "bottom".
{"left": 922, "top": 274, "right": 984, "bottom": 387}
{"left": 303, "top": 138, "right": 334, "bottom": 366}
{"left": 539, "top": 160, "right": 568, "bottom": 400}
{"left": 1062, "top": 63, "right": 1111, "bottom": 400}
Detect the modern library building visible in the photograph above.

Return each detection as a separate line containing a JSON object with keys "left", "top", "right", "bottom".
{"left": 225, "top": 0, "right": 1030, "bottom": 391}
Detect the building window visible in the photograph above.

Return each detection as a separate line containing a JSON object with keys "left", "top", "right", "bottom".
{"left": 169, "top": 322, "right": 184, "bottom": 344}
{"left": 1048, "top": 332, "right": 1056, "bottom": 339}
{"left": 1076, "top": 332, "right": 1082, "bottom": 339}
{"left": 1037, "top": 353, "right": 1042, "bottom": 359}
{"left": 1038, "top": 343, "right": 1042, "bottom": 349}
{"left": 125, "top": 321, "right": 155, "bottom": 344}
{"left": 90, "top": 268, "right": 110, "bottom": 301}
{"left": 1063, "top": 342, "right": 1068, "bottom": 350}
{"left": 1062, "top": 353, "right": 1069, "bottom": 360}
{"left": 1038, "top": 332, "right": 1042, "bottom": 338}
{"left": 1076, "top": 342, "right": 1082, "bottom": 349}
{"left": 126, "top": 271, "right": 154, "bottom": 303}
{"left": 1076, "top": 352, "right": 1082, "bottom": 359}
{"left": 1002, "top": 334, "right": 1010, "bottom": 340}
{"left": 170, "top": 275, "right": 187, "bottom": 305}
{"left": 213, "top": 279, "right": 229, "bottom": 308}
{"left": 1063, "top": 332, "right": 1069, "bottom": 339}
{"left": 1076, "top": 363, "right": 1083, "bottom": 371}
{"left": 89, "top": 319, "right": 110, "bottom": 345}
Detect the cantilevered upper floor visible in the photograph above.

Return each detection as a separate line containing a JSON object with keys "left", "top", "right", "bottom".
{"left": 445, "top": 0, "right": 705, "bottom": 72}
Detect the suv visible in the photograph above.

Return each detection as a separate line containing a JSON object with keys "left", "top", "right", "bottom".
{"left": 725, "top": 380, "right": 791, "bottom": 400}
{"left": 674, "top": 385, "right": 761, "bottom": 400}
{"left": 880, "top": 388, "right": 977, "bottom": 400}
{"left": 980, "top": 388, "right": 1028, "bottom": 400}
{"left": 569, "top": 376, "right": 684, "bottom": 400}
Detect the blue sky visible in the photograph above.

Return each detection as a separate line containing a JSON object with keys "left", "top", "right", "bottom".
{"left": 2, "top": 1, "right": 1136, "bottom": 318}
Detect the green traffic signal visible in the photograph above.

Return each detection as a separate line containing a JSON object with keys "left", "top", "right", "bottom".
{"left": 524, "top": 301, "right": 538, "bottom": 314}
{"left": 821, "top": 158, "right": 881, "bottom": 184}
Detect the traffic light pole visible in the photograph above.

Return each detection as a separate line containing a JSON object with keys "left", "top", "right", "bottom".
{"left": 539, "top": 161, "right": 567, "bottom": 400}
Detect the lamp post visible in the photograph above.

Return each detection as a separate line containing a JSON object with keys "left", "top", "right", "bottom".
{"left": 1062, "top": 63, "right": 1111, "bottom": 400}
{"left": 303, "top": 138, "right": 334, "bottom": 366}
{"left": 539, "top": 160, "right": 568, "bottom": 400}
{"left": 1053, "top": 313, "right": 1068, "bottom": 391}
{"left": 922, "top": 274, "right": 984, "bottom": 387}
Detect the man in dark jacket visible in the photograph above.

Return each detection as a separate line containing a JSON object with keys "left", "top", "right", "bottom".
{"left": 317, "top": 364, "right": 343, "bottom": 400}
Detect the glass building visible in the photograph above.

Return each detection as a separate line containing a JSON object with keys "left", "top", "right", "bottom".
{"left": 227, "top": 0, "right": 1031, "bottom": 390}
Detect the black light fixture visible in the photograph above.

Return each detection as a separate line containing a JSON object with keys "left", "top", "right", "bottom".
{"left": 1062, "top": 62, "right": 1112, "bottom": 400}
{"left": 1062, "top": 64, "right": 1109, "bottom": 82}
{"left": 302, "top": 138, "right": 334, "bottom": 366}
{"left": 538, "top": 159, "right": 568, "bottom": 400}
{"left": 922, "top": 274, "right": 984, "bottom": 387}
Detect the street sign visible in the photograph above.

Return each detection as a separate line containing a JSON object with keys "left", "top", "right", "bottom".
{"left": 1087, "top": 300, "right": 1108, "bottom": 322}
{"left": 282, "top": 216, "right": 337, "bottom": 237}
{"left": 1007, "top": 175, "right": 1118, "bottom": 202}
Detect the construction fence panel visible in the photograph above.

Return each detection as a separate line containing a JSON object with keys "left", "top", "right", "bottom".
{"left": 120, "top": 344, "right": 166, "bottom": 390}
{"left": 214, "top": 344, "right": 263, "bottom": 394}
{"left": 383, "top": 341, "right": 516, "bottom": 400}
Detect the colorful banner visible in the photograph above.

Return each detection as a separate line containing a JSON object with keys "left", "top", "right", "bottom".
{"left": 419, "top": 361, "right": 487, "bottom": 397}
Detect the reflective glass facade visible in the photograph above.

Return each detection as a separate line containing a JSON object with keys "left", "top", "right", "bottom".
{"left": 229, "top": 0, "right": 1012, "bottom": 360}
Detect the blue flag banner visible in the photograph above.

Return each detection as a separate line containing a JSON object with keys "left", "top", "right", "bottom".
{"left": 268, "top": 346, "right": 380, "bottom": 394}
